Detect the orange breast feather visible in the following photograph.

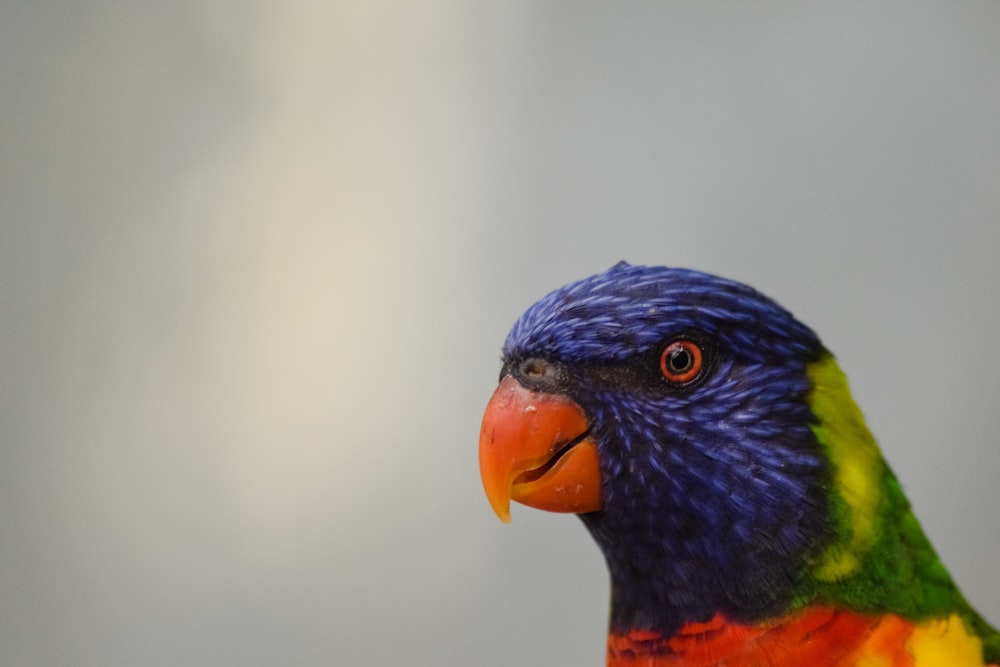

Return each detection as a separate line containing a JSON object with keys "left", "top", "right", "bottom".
{"left": 608, "top": 607, "right": 994, "bottom": 667}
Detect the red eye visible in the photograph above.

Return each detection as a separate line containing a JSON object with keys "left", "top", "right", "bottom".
{"left": 659, "top": 340, "right": 703, "bottom": 384}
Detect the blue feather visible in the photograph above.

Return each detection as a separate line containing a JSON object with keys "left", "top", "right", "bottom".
{"left": 502, "top": 263, "right": 830, "bottom": 635}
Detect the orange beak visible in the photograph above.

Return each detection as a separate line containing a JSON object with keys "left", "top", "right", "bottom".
{"left": 478, "top": 375, "right": 603, "bottom": 523}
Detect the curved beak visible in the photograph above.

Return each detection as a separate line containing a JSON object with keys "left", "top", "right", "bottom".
{"left": 478, "top": 375, "right": 603, "bottom": 523}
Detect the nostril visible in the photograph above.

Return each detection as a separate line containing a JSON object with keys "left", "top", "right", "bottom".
{"left": 514, "top": 357, "right": 565, "bottom": 392}
{"left": 522, "top": 359, "right": 548, "bottom": 378}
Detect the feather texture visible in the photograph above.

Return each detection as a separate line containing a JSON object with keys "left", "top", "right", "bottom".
{"left": 488, "top": 263, "right": 999, "bottom": 665}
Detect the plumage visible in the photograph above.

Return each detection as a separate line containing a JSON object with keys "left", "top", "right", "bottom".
{"left": 479, "top": 262, "right": 998, "bottom": 666}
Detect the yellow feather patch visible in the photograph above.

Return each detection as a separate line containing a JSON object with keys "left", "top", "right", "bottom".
{"left": 908, "top": 614, "right": 986, "bottom": 666}
{"left": 806, "top": 356, "right": 885, "bottom": 581}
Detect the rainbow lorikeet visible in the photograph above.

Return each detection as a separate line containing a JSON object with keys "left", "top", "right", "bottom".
{"left": 479, "top": 263, "right": 999, "bottom": 666}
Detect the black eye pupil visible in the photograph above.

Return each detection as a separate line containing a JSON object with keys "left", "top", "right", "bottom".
{"left": 668, "top": 349, "right": 692, "bottom": 373}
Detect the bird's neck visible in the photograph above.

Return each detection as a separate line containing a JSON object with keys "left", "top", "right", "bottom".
{"left": 581, "top": 488, "right": 826, "bottom": 637}
{"left": 587, "top": 354, "right": 974, "bottom": 642}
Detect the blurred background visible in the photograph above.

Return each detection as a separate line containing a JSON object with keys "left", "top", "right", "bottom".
{"left": 2, "top": 2, "right": 999, "bottom": 665}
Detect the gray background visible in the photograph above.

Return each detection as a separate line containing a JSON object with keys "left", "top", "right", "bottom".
{"left": 3, "top": 3, "right": 999, "bottom": 666}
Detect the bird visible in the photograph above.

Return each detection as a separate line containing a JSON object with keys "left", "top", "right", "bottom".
{"left": 479, "top": 262, "right": 999, "bottom": 666}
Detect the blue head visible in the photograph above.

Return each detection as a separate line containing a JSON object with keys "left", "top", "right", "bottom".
{"left": 500, "top": 262, "right": 832, "bottom": 633}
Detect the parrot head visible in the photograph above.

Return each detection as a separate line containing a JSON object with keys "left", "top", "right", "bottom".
{"left": 478, "top": 262, "right": 1000, "bottom": 662}
{"left": 480, "top": 262, "right": 836, "bottom": 629}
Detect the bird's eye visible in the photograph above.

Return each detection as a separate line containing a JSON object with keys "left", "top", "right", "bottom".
{"left": 659, "top": 340, "right": 703, "bottom": 384}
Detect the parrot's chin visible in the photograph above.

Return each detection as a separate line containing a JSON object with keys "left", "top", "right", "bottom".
{"left": 479, "top": 375, "right": 603, "bottom": 523}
